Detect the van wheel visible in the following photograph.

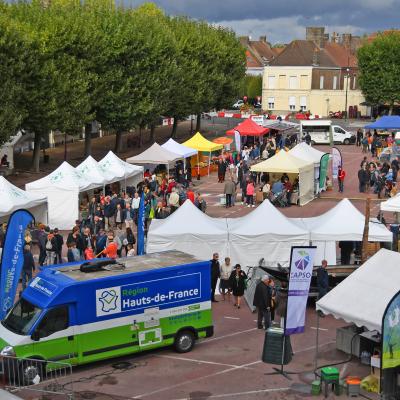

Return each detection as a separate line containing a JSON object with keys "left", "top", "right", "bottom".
{"left": 174, "top": 330, "right": 195, "bottom": 353}
{"left": 311, "top": 140, "right": 316, "bottom": 145}
{"left": 18, "top": 359, "right": 45, "bottom": 386}
{"left": 344, "top": 138, "right": 350, "bottom": 145}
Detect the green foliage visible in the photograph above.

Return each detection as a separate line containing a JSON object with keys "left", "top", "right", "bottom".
{"left": 1, "top": 0, "right": 246, "bottom": 166}
{"left": 238, "top": 75, "right": 262, "bottom": 99}
{"left": 358, "top": 32, "right": 400, "bottom": 111}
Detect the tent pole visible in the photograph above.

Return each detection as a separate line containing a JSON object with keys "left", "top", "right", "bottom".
{"left": 314, "top": 311, "right": 320, "bottom": 378}
{"left": 197, "top": 153, "right": 200, "bottom": 180}
{"left": 208, "top": 151, "right": 211, "bottom": 177}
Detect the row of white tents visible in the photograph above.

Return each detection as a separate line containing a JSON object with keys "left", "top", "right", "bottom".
{"left": 23, "top": 151, "right": 143, "bottom": 230}
{"left": 147, "top": 199, "right": 392, "bottom": 267}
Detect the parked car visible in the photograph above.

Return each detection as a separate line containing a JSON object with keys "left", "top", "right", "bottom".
{"left": 232, "top": 100, "right": 244, "bottom": 109}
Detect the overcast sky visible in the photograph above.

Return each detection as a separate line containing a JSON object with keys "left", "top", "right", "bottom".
{"left": 128, "top": 0, "right": 399, "bottom": 44}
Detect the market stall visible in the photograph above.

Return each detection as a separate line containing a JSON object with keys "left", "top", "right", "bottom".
{"left": 226, "top": 118, "right": 269, "bottom": 137}
{"left": 126, "top": 142, "right": 181, "bottom": 176}
{"left": 290, "top": 198, "right": 392, "bottom": 265}
{"left": 381, "top": 193, "right": 400, "bottom": 212}
{"left": 0, "top": 176, "right": 47, "bottom": 224}
{"left": 147, "top": 200, "right": 228, "bottom": 259}
{"left": 26, "top": 161, "right": 92, "bottom": 230}
{"left": 182, "top": 132, "right": 223, "bottom": 177}
{"left": 227, "top": 200, "right": 309, "bottom": 269}
{"left": 250, "top": 150, "right": 314, "bottom": 206}
{"left": 76, "top": 156, "right": 107, "bottom": 191}
{"left": 98, "top": 151, "right": 143, "bottom": 188}
{"left": 161, "top": 139, "right": 197, "bottom": 160}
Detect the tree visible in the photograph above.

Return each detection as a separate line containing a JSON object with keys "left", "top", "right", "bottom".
{"left": 358, "top": 32, "right": 400, "bottom": 114}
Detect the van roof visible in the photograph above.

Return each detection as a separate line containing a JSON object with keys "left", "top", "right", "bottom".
{"left": 54, "top": 251, "right": 203, "bottom": 282}
{"left": 301, "top": 120, "right": 332, "bottom": 126}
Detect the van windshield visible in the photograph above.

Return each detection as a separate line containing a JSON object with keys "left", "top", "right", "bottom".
{"left": 2, "top": 298, "right": 42, "bottom": 336}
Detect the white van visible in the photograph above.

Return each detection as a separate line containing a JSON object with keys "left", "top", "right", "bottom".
{"left": 300, "top": 120, "right": 355, "bottom": 145}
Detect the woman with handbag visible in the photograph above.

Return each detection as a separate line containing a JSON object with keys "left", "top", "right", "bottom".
{"left": 229, "top": 264, "right": 247, "bottom": 309}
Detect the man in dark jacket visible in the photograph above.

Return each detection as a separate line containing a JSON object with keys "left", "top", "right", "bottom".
{"left": 210, "top": 253, "right": 220, "bottom": 302}
{"left": 253, "top": 275, "right": 272, "bottom": 329}
{"left": 358, "top": 165, "right": 369, "bottom": 193}
{"left": 53, "top": 228, "right": 64, "bottom": 264}
{"left": 37, "top": 225, "right": 47, "bottom": 266}
{"left": 22, "top": 245, "right": 35, "bottom": 289}
{"left": 217, "top": 159, "right": 228, "bottom": 183}
{"left": 316, "top": 260, "right": 329, "bottom": 300}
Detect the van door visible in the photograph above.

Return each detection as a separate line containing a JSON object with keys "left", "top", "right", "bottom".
{"left": 333, "top": 126, "right": 346, "bottom": 143}
{"left": 138, "top": 307, "right": 163, "bottom": 349}
{"left": 31, "top": 305, "right": 78, "bottom": 365}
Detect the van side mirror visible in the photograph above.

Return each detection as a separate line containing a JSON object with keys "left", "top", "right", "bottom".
{"left": 31, "top": 331, "right": 41, "bottom": 341}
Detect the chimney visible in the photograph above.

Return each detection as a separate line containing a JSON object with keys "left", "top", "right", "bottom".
{"left": 342, "top": 33, "right": 352, "bottom": 49}
{"left": 239, "top": 36, "right": 250, "bottom": 46}
{"left": 312, "top": 48, "right": 320, "bottom": 66}
{"left": 259, "top": 36, "right": 267, "bottom": 43}
{"left": 306, "top": 27, "right": 326, "bottom": 47}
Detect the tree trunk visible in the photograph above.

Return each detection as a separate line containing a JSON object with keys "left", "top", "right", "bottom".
{"left": 389, "top": 103, "right": 394, "bottom": 115}
{"left": 171, "top": 117, "right": 178, "bottom": 139}
{"left": 84, "top": 123, "right": 92, "bottom": 157}
{"left": 139, "top": 126, "right": 143, "bottom": 148}
{"left": 114, "top": 131, "right": 123, "bottom": 153}
{"left": 195, "top": 114, "right": 201, "bottom": 132}
{"left": 149, "top": 124, "right": 155, "bottom": 143}
{"left": 32, "top": 133, "right": 41, "bottom": 173}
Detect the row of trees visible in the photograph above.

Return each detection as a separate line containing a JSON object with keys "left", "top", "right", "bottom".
{"left": 0, "top": 0, "right": 245, "bottom": 171}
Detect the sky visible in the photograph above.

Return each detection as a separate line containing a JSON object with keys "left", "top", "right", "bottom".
{"left": 127, "top": 0, "right": 400, "bottom": 44}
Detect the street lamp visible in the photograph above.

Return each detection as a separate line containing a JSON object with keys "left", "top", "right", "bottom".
{"left": 344, "top": 68, "right": 350, "bottom": 121}
{"left": 325, "top": 98, "right": 329, "bottom": 118}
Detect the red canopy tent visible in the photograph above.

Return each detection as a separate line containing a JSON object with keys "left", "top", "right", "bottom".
{"left": 226, "top": 118, "right": 270, "bottom": 136}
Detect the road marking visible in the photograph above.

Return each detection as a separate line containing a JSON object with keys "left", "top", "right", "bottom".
{"left": 197, "top": 328, "right": 257, "bottom": 344}
{"left": 310, "top": 325, "right": 329, "bottom": 331}
{"left": 171, "top": 387, "right": 291, "bottom": 400}
{"left": 224, "top": 316, "right": 240, "bottom": 320}
{"left": 155, "top": 355, "right": 242, "bottom": 369}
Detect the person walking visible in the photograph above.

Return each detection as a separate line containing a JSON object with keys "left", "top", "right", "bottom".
{"left": 356, "top": 128, "right": 363, "bottom": 147}
{"left": 224, "top": 178, "right": 236, "bottom": 208}
{"left": 358, "top": 165, "right": 369, "bottom": 193}
{"left": 217, "top": 158, "right": 228, "bottom": 183}
{"left": 316, "top": 259, "right": 329, "bottom": 317}
{"left": 21, "top": 245, "right": 35, "bottom": 290}
{"left": 219, "top": 257, "right": 232, "bottom": 302}
{"left": 53, "top": 228, "right": 64, "bottom": 264}
{"left": 210, "top": 253, "right": 220, "bottom": 302}
{"left": 338, "top": 166, "right": 345, "bottom": 193}
{"left": 229, "top": 264, "right": 247, "bottom": 309}
{"left": 253, "top": 274, "right": 272, "bottom": 329}
{"left": 45, "top": 230, "right": 57, "bottom": 266}
{"left": 246, "top": 180, "right": 255, "bottom": 207}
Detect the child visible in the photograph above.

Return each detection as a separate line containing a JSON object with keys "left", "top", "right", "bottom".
{"left": 126, "top": 244, "right": 135, "bottom": 257}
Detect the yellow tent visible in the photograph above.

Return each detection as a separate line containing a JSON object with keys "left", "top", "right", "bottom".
{"left": 182, "top": 132, "right": 223, "bottom": 152}
{"left": 182, "top": 132, "right": 223, "bottom": 177}
{"left": 251, "top": 150, "right": 314, "bottom": 206}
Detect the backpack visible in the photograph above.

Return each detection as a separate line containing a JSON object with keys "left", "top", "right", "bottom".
{"left": 45, "top": 239, "right": 52, "bottom": 250}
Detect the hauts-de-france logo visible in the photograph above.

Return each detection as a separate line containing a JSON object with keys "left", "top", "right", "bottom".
{"left": 96, "top": 286, "right": 121, "bottom": 317}
{"left": 294, "top": 250, "right": 310, "bottom": 271}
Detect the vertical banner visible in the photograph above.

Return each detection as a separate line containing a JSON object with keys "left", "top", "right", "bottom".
{"left": 382, "top": 290, "right": 400, "bottom": 370}
{"left": 0, "top": 209, "right": 34, "bottom": 319}
{"left": 234, "top": 129, "right": 241, "bottom": 152}
{"left": 331, "top": 147, "right": 342, "bottom": 180}
{"left": 137, "top": 192, "right": 145, "bottom": 256}
{"left": 319, "top": 153, "right": 330, "bottom": 190}
{"left": 285, "top": 246, "right": 317, "bottom": 335}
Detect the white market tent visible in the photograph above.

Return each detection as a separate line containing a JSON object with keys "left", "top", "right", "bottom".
{"left": 251, "top": 150, "right": 314, "bottom": 206}
{"left": 289, "top": 142, "right": 328, "bottom": 183}
{"left": 147, "top": 200, "right": 228, "bottom": 259}
{"left": 381, "top": 193, "right": 400, "bottom": 212}
{"left": 26, "top": 162, "right": 91, "bottom": 230}
{"left": 162, "top": 139, "right": 197, "bottom": 159}
{"left": 227, "top": 200, "right": 309, "bottom": 268}
{"left": 316, "top": 249, "right": 400, "bottom": 332}
{"left": 291, "top": 198, "right": 392, "bottom": 265}
{"left": 0, "top": 176, "right": 47, "bottom": 224}
{"left": 76, "top": 156, "right": 107, "bottom": 190}
{"left": 99, "top": 151, "right": 143, "bottom": 187}
{"left": 126, "top": 143, "right": 181, "bottom": 175}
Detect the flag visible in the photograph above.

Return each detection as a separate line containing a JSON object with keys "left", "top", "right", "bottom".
{"left": 137, "top": 192, "right": 145, "bottom": 256}
{"left": 0, "top": 209, "right": 34, "bottom": 319}
{"left": 234, "top": 129, "right": 241, "bottom": 152}
{"left": 285, "top": 246, "right": 317, "bottom": 335}
{"left": 331, "top": 147, "right": 342, "bottom": 180}
{"left": 382, "top": 290, "right": 400, "bottom": 369}
{"left": 319, "top": 153, "right": 330, "bottom": 191}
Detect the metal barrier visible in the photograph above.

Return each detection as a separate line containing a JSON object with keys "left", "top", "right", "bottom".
{"left": 1, "top": 355, "right": 74, "bottom": 399}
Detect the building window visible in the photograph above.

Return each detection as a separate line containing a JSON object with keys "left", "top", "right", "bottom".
{"left": 289, "top": 96, "right": 296, "bottom": 111}
{"left": 300, "top": 75, "right": 308, "bottom": 89}
{"left": 333, "top": 76, "right": 337, "bottom": 90}
{"left": 319, "top": 76, "right": 324, "bottom": 89}
{"left": 300, "top": 96, "right": 307, "bottom": 112}
{"left": 289, "top": 76, "right": 297, "bottom": 89}
{"left": 268, "top": 97, "right": 275, "bottom": 110}
{"left": 352, "top": 76, "right": 356, "bottom": 90}
{"left": 279, "top": 75, "right": 286, "bottom": 89}
{"left": 268, "top": 75, "right": 275, "bottom": 89}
